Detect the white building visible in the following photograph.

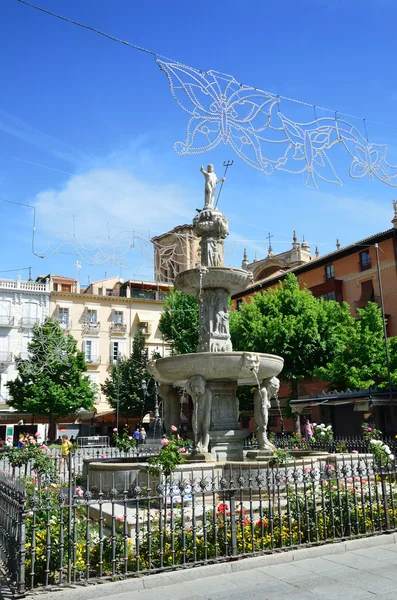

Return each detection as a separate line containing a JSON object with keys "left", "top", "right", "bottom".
{"left": 0, "top": 277, "right": 51, "bottom": 405}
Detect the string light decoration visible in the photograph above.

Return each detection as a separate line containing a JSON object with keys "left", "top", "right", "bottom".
{"left": 157, "top": 60, "right": 397, "bottom": 188}
{"left": 14, "top": 319, "right": 75, "bottom": 376}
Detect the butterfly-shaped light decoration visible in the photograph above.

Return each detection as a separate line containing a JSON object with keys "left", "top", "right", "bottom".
{"left": 335, "top": 120, "right": 397, "bottom": 186}
{"left": 158, "top": 59, "right": 397, "bottom": 188}
{"left": 157, "top": 60, "right": 279, "bottom": 173}
{"left": 275, "top": 114, "right": 342, "bottom": 188}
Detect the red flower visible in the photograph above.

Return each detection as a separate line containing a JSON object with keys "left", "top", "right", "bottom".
{"left": 243, "top": 518, "right": 250, "bottom": 526}
{"left": 217, "top": 503, "right": 229, "bottom": 513}
{"left": 255, "top": 518, "right": 268, "bottom": 527}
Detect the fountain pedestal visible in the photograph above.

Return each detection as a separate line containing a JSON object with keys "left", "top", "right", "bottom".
{"left": 148, "top": 166, "right": 284, "bottom": 461}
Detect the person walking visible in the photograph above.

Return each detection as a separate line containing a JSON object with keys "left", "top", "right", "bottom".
{"left": 60, "top": 434, "right": 72, "bottom": 475}
{"left": 139, "top": 427, "right": 147, "bottom": 445}
{"left": 303, "top": 419, "right": 314, "bottom": 441}
{"left": 133, "top": 426, "right": 141, "bottom": 444}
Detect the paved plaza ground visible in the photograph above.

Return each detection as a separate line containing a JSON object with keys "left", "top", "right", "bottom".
{"left": 9, "top": 533, "right": 397, "bottom": 600}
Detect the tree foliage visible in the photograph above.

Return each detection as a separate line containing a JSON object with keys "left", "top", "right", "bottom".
{"left": 314, "top": 301, "right": 397, "bottom": 390}
{"left": 7, "top": 318, "right": 95, "bottom": 437}
{"left": 101, "top": 330, "right": 157, "bottom": 419}
{"left": 159, "top": 289, "right": 199, "bottom": 354}
{"left": 230, "top": 274, "right": 354, "bottom": 395}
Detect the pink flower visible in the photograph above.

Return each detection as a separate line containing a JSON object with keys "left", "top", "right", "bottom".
{"left": 171, "top": 425, "right": 177, "bottom": 432}
{"left": 352, "top": 450, "right": 358, "bottom": 454}
{"left": 35, "top": 432, "right": 40, "bottom": 438}
{"left": 325, "top": 464, "right": 335, "bottom": 471}
{"left": 113, "top": 428, "right": 118, "bottom": 433}
{"left": 75, "top": 486, "right": 84, "bottom": 497}
{"left": 116, "top": 515, "right": 125, "bottom": 522}
{"left": 179, "top": 447, "right": 186, "bottom": 453}
{"left": 304, "top": 467, "right": 312, "bottom": 473}
{"left": 347, "top": 478, "right": 353, "bottom": 483}
{"left": 161, "top": 438, "right": 169, "bottom": 446}
{"left": 367, "top": 427, "right": 372, "bottom": 432}
{"left": 128, "top": 436, "right": 133, "bottom": 440}
{"left": 100, "top": 454, "right": 104, "bottom": 459}
{"left": 40, "top": 444, "right": 49, "bottom": 451}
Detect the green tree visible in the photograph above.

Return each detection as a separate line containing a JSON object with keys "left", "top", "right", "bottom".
{"left": 314, "top": 302, "right": 396, "bottom": 390}
{"left": 101, "top": 330, "right": 157, "bottom": 419}
{"left": 7, "top": 318, "right": 95, "bottom": 439}
{"left": 230, "top": 273, "right": 354, "bottom": 398}
{"left": 159, "top": 289, "right": 199, "bottom": 354}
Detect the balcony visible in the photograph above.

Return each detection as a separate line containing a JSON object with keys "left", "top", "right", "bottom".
{"left": 110, "top": 322, "right": 127, "bottom": 334}
{"left": 354, "top": 295, "right": 381, "bottom": 311}
{"left": 85, "top": 355, "right": 101, "bottom": 366}
{"left": 0, "top": 352, "right": 12, "bottom": 364}
{"left": 138, "top": 322, "right": 151, "bottom": 336}
{"left": 358, "top": 259, "right": 372, "bottom": 272}
{"left": 57, "top": 319, "right": 72, "bottom": 331}
{"left": 0, "top": 316, "right": 14, "bottom": 327}
{"left": 20, "top": 317, "right": 39, "bottom": 328}
{"left": 82, "top": 322, "right": 101, "bottom": 335}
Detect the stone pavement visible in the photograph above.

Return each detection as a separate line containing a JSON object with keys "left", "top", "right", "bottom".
{"left": 22, "top": 533, "right": 397, "bottom": 600}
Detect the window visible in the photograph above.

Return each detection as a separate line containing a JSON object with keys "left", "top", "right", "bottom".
{"left": 106, "top": 289, "right": 113, "bottom": 297}
{"left": 58, "top": 307, "right": 69, "bottom": 326}
{"left": 325, "top": 264, "right": 334, "bottom": 280}
{"left": 113, "top": 311, "right": 124, "bottom": 324}
{"left": 111, "top": 341, "right": 124, "bottom": 362}
{"left": 85, "top": 340, "right": 93, "bottom": 361}
{"left": 97, "top": 287, "right": 103, "bottom": 296}
{"left": 86, "top": 373, "right": 99, "bottom": 401}
{"left": 360, "top": 250, "right": 371, "bottom": 270}
{"left": 86, "top": 310, "right": 97, "bottom": 323}
{"left": 319, "top": 291, "right": 336, "bottom": 301}
{"left": 61, "top": 284, "right": 71, "bottom": 292}
{"left": 53, "top": 283, "right": 59, "bottom": 291}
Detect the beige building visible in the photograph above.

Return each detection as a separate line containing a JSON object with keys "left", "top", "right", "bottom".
{"left": 39, "top": 275, "right": 172, "bottom": 416}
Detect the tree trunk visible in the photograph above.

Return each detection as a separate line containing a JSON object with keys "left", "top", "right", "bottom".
{"left": 49, "top": 411, "right": 55, "bottom": 441}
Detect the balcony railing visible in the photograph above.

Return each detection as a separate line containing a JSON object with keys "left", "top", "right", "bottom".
{"left": 82, "top": 322, "right": 100, "bottom": 335}
{"left": 20, "top": 317, "right": 39, "bottom": 328}
{"left": 354, "top": 295, "right": 381, "bottom": 311}
{"left": 0, "top": 353, "right": 12, "bottom": 364}
{"left": 110, "top": 322, "right": 127, "bottom": 334}
{"left": 85, "top": 355, "right": 101, "bottom": 366}
{"left": 57, "top": 319, "right": 72, "bottom": 330}
{"left": 0, "top": 316, "right": 14, "bottom": 327}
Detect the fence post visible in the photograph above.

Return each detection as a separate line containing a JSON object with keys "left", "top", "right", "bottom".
{"left": 229, "top": 489, "right": 237, "bottom": 556}
{"left": 381, "top": 472, "right": 391, "bottom": 530}
{"left": 16, "top": 487, "right": 27, "bottom": 597}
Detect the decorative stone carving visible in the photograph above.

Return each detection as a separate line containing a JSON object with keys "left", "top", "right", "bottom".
{"left": 158, "top": 384, "right": 181, "bottom": 436}
{"left": 198, "top": 288, "right": 232, "bottom": 353}
{"left": 185, "top": 375, "right": 212, "bottom": 453}
{"left": 239, "top": 352, "right": 260, "bottom": 376}
{"left": 253, "top": 377, "right": 280, "bottom": 450}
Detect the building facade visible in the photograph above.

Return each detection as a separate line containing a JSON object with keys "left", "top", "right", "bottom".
{"left": 44, "top": 276, "right": 171, "bottom": 416}
{"left": 151, "top": 224, "right": 200, "bottom": 283}
{"left": 0, "top": 277, "right": 51, "bottom": 405}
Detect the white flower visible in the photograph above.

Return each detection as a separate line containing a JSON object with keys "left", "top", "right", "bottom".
{"left": 370, "top": 439, "right": 377, "bottom": 444}
{"left": 327, "top": 425, "right": 332, "bottom": 430}
{"left": 384, "top": 447, "right": 391, "bottom": 455}
{"left": 321, "top": 431, "right": 325, "bottom": 436}
{"left": 312, "top": 423, "right": 317, "bottom": 427}
{"left": 390, "top": 454, "right": 395, "bottom": 461}
{"left": 320, "top": 423, "right": 325, "bottom": 428}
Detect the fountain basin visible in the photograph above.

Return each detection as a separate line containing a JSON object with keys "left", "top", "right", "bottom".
{"left": 175, "top": 267, "right": 253, "bottom": 297}
{"left": 148, "top": 351, "right": 284, "bottom": 386}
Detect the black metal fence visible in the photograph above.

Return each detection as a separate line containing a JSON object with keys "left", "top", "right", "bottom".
{"left": 244, "top": 434, "right": 397, "bottom": 455}
{"left": 3, "top": 454, "right": 397, "bottom": 596}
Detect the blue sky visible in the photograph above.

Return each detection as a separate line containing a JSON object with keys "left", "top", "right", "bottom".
{"left": 1, "top": 0, "right": 397, "bottom": 285}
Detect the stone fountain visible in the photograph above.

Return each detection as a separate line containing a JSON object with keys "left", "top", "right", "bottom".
{"left": 148, "top": 165, "right": 284, "bottom": 462}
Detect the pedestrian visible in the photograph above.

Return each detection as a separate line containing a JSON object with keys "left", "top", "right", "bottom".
{"left": 139, "top": 427, "right": 147, "bottom": 444}
{"left": 60, "top": 434, "right": 72, "bottom": 473}
{"left": 303, "top": 419, "right": 314, "bottom": 441}
{"left": 133, "top": 426, "right": 141, "bottom": 444}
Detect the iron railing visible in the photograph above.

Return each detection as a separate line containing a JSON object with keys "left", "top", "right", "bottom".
{"left": 2, "top": 454, "right": 397, "bottom": 595}
{"left": 244, "top": 434, "right": 397, "bottom": 455}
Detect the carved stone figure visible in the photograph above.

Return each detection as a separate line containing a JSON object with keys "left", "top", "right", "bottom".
{"left": 215, "top": 310, "right": 228, "bottom": 335}
{"left": 239, "top": 352, "right": 260, "bottom": 376}
{"left": 200, "top": 164, "right": 224, "bottom": 209}
{"left": 185, "top": 375, "right": 212, "bottom": 453}
{"left": 253, "top": 377, "right": 280, "bottom": 450}
{"left": 208, "top": 239, "right": 222, "bottom": 267}
{"left": 158, "top": 383, "right": 181, "bottom": 436}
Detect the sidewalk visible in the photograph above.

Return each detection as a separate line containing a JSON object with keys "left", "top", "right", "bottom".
{"left": 27, "top": 533, "right": 397, "bottom": 600}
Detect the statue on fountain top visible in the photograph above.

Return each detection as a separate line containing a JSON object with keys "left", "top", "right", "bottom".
{"left": 200, "top": 164, "right": 225, "bottom": 209}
